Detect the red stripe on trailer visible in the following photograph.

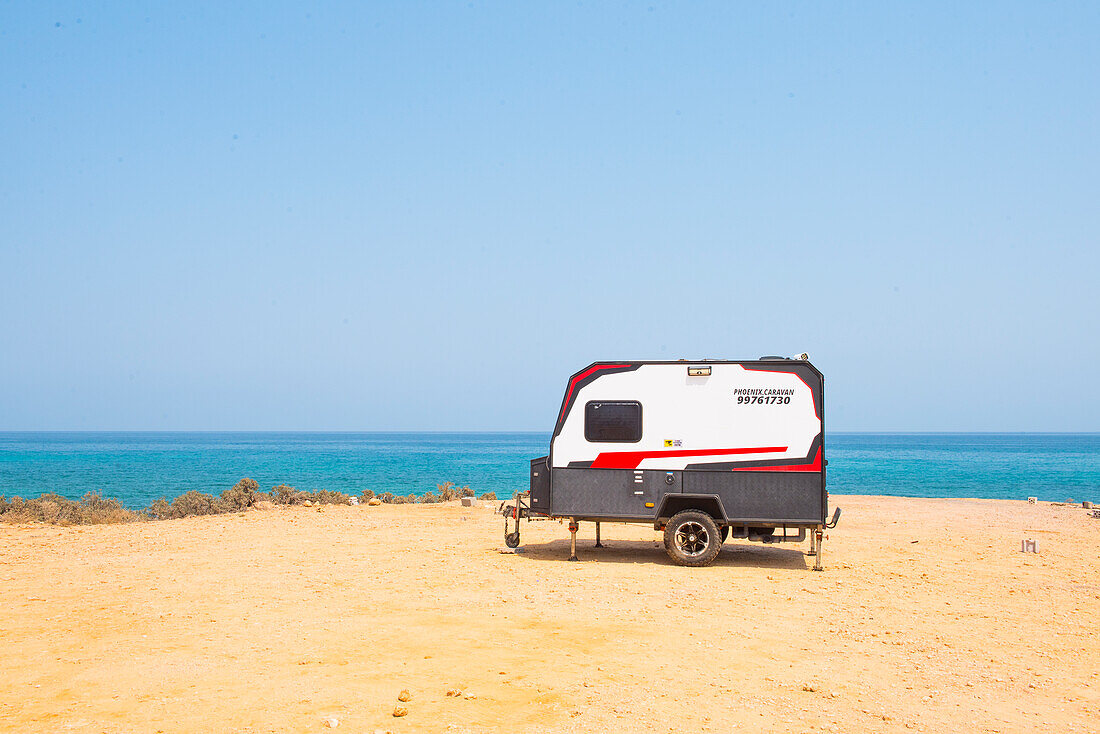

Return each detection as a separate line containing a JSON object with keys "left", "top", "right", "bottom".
{"left": 558, "top": 363, "right": 632, "bottom": 423}
{"left": 590, "top": 446, "right": 787, "bottom": 470}
{"left": 730, "top": 448, "right": 822, "bottom": 472}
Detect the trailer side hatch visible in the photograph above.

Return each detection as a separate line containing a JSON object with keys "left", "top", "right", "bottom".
{"left": 529, "top": 456, "right": 550, "bottom": 508}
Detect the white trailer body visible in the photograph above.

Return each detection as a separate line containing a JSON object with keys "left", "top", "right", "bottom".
{"left": 550, "top": 363, "right": 821, "bottom": 471}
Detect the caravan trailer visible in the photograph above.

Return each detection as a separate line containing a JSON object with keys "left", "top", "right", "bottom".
{"left": 502, "top": 357, "right": 840, "bottom": 569}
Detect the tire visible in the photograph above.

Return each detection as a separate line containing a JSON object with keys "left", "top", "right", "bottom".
{"left": 662, "top": 519, "right": 722, "bottom": 550}
{"left": 663, "top": 510, "right": 722, "bottom": 567}
{"left": 504, "top": 531, "right": 520, "bottom": 548}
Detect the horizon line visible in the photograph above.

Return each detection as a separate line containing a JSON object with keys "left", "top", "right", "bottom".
{"left": 1, "top": 430, "right": 1098, "bottom": 435}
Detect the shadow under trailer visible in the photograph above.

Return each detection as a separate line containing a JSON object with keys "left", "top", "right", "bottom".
{"left": 502, "top": 357, "right": 840, "bottom": 569}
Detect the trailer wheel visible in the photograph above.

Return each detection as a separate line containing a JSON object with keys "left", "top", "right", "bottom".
{"left": 663, "top": 521, "right": 722, "bottom": 549}
{"left": 504, "top": 531, "right": 520, "bottom": 548}
{"left": 664, "top": 511, "right": 722, "bottom": 567}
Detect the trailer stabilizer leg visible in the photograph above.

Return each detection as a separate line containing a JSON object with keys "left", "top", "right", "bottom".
{"left": 807, "top": 529, "right": 817, "bottom": 557}
{"left": 568, "top": 521, "right": 579, "bottom": 561}
{"left": 594, "top": 521, "right": 604, "bottom": 548}
{"left": 812, "top": 529, "right": 824, "bottom": 571}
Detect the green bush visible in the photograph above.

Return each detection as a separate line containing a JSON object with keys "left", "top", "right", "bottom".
{"left": 0, "top": 480, "right": 398, "bottom": 526}
{"left": 145, "top": 490, "right": 231, "bottom": 519}
{"left": 436, "top": 482, "right": 474, "bottom": 501}
{"left": 479, "top": 492, "right": 497, "bottom": 501}
{"left": 147, "top": 498, "right": 173, "bottom": 520}
{"left": 0, "top": 492, "right": 141, "bottom": 525}
{"left": 94, "top": 493, "right": 137, "bottom": 522}
{"left": 419, "top": 492, "right": 440, "bottom": 504}
{"left": 169, "top": 490, "right": 223, "bottom": 518}
{"left": 221, "top": 478, "right": 259, "bottom": 510}
{"left": 270, "top": 484, "right": 304, "bottom": 505}
{"left": 312, "top": 489, "right": 351, "bottom": 505}
{"left": 268, "top": 485, "right": 351, "bottom": 506}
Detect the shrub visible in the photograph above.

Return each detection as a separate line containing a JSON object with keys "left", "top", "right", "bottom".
{"left": 0, "top": 496, "right": 26, "bottom": 522}
{"left": 0, "top": 492, "right": 141, "bottom": 525}
{"left": 391, "top": 494, "right": 410, "bottom": 504}
{"left": 270, "top": 484, "right": 303, "bottom": 505}
{"left": 419, "top": 492, "right": 440, "bottom": 504}
{"left": 435, "top": 482, "right": 474, "bottom": 501}
{"left": 312, "top": 489, "right": 351, "bottom": 505}
{"left": 267, "top": 485, "right": 352, "bottom": 506}
{"left": 169, "top": 490, "right": 223, "bottom": 518}
{"left": 37, "top": 498, "right": 61, "bottom": 523}
{"left": 479, "top": 492, "right": 497, "bottom": 501}
{"left": 359, "top": 489, "right": 375, "bottom": 503}
{"left": 0, "top": 482, "right": 355, "bottom": 526}
{"left": 221, "top": 478, "right": 259, "bottom": 510}
{"left": 20, "top": 494, "right": 63, "bottom": 522}
{"left": 147, "top": 498, "right": 173, "bottom": 520}
{"left": 93, "top": 493, "right": 139, "bottom": 522}
{"left": 379, "top": 492, "right": 395, "bottom": 504}
{"left": 71, "top": 492, "right": 134, "bottom": 523}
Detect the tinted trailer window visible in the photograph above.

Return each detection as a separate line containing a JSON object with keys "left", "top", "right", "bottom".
{"left": 584, "top": 401, "right": 642, "bottom": 442}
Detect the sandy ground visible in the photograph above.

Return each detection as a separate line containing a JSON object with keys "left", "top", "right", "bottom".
{"left": 1, "top": 495, "right": 1098, "bottom": 733}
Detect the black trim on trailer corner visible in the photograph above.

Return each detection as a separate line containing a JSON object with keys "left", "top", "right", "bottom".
{"left": 551, "top": 363, "right": 642, "bottom": 439}
{"left": 741, "top": 361, "right": 823, "bottom": 421}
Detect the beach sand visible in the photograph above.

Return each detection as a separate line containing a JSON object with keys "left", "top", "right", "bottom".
{"left": 1, "top": 496, "right": 1097, "bottom": 733}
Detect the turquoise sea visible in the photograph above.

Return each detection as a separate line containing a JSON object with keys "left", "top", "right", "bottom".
{"left": 0, "top": 432, "right": 1097, "bottom": 509}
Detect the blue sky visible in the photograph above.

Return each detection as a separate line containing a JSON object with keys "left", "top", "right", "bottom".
{"left": 1, "top": 2, "right": 1098, "bottom": 431}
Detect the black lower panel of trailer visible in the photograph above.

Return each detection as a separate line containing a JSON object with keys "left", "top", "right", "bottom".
{"left": 547, "top": 467, "right": 822, "bottom": 524}
{"left": 549, "top": 468, "right": 672, "bottom": 517}
{"left": 682, "top": 470, "right": 822, "bottom": 523}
